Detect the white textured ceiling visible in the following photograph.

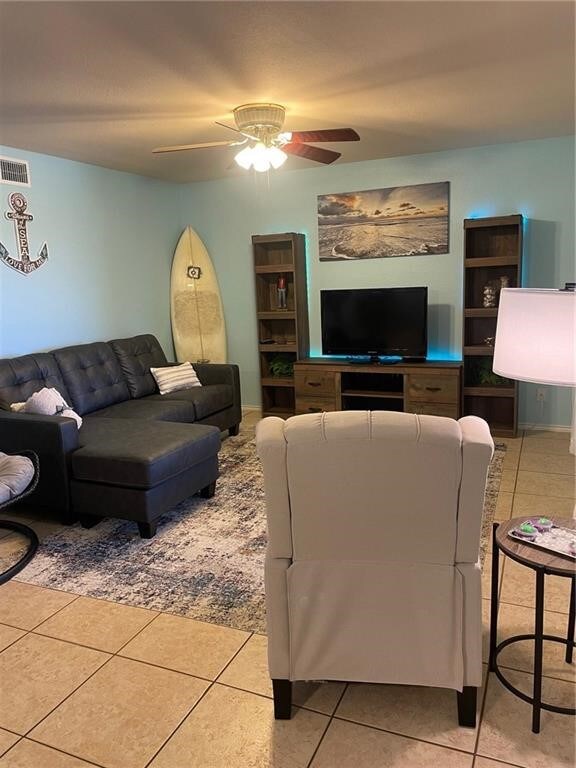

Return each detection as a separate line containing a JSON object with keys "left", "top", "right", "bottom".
{"left": 0, "top": 1, "right": 573, "bottom": 182}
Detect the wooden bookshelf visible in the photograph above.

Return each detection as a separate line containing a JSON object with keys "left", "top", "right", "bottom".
{"left": 462, "top": 215, "right": 523, "bottom": 436}
{"left": 252, "top": 233, "right": 309, "bottom": 418}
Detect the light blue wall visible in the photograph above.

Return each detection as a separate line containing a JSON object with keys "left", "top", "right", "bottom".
{"left": 178, "top": 136, "right": 575, "bottom": 427}
{"left": 1, "top": 138, "right": 573, "bottom": 428}
{"left": 0, "top": 146, "right": 180, "bottom": 358}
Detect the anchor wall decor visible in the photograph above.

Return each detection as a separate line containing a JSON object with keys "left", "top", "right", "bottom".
{"left": 0, "top": 192, "right": 48, "bottom": 275}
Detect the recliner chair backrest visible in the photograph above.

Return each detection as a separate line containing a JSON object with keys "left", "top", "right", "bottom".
{"left": 283, "top": 410, "right": 465, "bottom": 565}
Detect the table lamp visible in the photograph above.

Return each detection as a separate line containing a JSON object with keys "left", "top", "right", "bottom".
{"left": 493, "top": 286, "right": 576, "bottom": 454}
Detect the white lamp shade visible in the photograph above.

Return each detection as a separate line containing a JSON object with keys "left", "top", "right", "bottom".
{"left": 493, "top": 288, "right": 576, "bottom": 386}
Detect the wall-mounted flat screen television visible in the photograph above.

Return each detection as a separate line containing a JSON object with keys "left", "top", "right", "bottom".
{"left": 321, "top": 286, "right": 428, "bottom": 361}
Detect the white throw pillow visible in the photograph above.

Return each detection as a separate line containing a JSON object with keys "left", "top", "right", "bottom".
{"left": 19, "top": 387, "right": 83, "bottom": 428}
{"left": 150, "top": 362, "right": 202, "bottom": 395}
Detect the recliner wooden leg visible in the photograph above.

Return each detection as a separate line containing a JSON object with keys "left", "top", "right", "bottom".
{"left": 272, "top": 679, "right": 292, "bottom": 719}
{"left": 457, "top": 686, "right": 477, "bottom": 727}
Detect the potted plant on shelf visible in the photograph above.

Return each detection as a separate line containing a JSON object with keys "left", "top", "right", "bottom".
{"left": 269, "top": 354, "right": 294, "bottom": 378}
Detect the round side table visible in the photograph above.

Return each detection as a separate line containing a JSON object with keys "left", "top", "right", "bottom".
{"left": 490, "top": 517, "right": 576, "bottom": 733}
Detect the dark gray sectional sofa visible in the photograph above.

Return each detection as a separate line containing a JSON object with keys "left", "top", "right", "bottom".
{"left": 0, "top": 334, "right": 242, "bottom": 537}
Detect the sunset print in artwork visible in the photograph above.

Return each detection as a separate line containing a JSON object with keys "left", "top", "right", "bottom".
{"left": 318, "top": 181, "right": 449, "bottom": 261}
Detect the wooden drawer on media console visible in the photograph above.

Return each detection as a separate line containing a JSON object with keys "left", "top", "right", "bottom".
{"left": 405, "top": 401, "right": 459, "bottom": 419}
{"left": 406, "top": 374, "right": 458, "bottom": 403}
{"left": 295, "top": 395, "right": 337, "bottom": 415}
{"left": 294, "top": 370, "right": 337, "bottom": 396}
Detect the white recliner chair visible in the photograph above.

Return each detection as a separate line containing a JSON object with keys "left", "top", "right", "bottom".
{"left": 256, "top": 410, "right": 494, "bottom": 727}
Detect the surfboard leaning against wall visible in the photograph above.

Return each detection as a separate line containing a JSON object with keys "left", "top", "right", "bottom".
{"left": 170, "top": 226, "right": 227, "bottom": 364}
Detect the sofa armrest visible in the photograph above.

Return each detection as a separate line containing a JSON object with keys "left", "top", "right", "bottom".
{"left": 193, "top": 363, "right": 242, "bottom": 423}
{"left": 0, "top": 411, "right": 79, "bottom": 514}
{"left": 193, "top": 362, "right": 239, "bottom": 388}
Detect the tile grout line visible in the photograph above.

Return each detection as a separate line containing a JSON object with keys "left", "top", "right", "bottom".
{"left": 0, "top": 590, "right": 81, "bottom": 634}
{"left": 305, "top": 682, "right": 349, "bottom": 768}
{"left": 141, "top": 679, "right": 216, "bottom": 768}
{"left": 140, "top": 631, "right": 255, "bottom": 768}
{"left": 0, "top": 626, "right": 31, "bottom": 656}
{"left": 472, "top": 666, "right": 493, "bottom": 757}
{"left": 21, "top": 650, "right": 114, "bottom": 742}
{"left": 0, "top": 734, "right": 22, "bottom": 760}
{"left": 327, "top": 712, "right": 479, "bottom": 758}
{"left": 142, "top": 686, "right": 210, "bottom": 767}
{"left": 493, "top": 661, "right": 576, "bottom": 687}
{"left": 17, "top": 736, "right": 107, "bottom": 768}
{"left": 496, "top": 595, "right": 572, "bottom": 617}
{"left": 22, "top": 625, "right": 254, "bottom": 768}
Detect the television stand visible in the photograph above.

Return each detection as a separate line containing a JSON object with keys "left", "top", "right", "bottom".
{"left": 294, "top": 358, "right": 462, "bottom": 418}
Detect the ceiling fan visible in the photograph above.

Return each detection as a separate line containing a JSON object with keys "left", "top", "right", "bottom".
{"left": 152, "top": 103, "right": 360, "bottom": 172}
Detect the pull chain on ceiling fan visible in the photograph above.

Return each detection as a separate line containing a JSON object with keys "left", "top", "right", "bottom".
{"left": 153, "top": 103, "right": 360, "bottom": 171}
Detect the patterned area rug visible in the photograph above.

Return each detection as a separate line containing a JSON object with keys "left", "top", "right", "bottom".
{"left": 17, "top": 430, "right": 505, "bottom": 634}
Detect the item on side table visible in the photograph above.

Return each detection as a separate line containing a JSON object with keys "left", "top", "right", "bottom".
{"left": 509, "top": 521, "right": 576, "bottom": 559}
{"left": 511, "top": 521, "right": 538, "bottom": 541}
{"left": 533, "top": 517, "right": 553, "bottom": 533}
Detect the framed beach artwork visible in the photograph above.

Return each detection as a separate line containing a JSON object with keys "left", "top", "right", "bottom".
{"left": 317, "top": 181, "right": 449, "bottom": 261}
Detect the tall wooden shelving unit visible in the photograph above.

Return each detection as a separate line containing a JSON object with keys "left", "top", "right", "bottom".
{"left": 462, "top": 215, "right": 523, "bottom": 437}
{"left": 252, "top": 233, "right": 309, "bottom": 418}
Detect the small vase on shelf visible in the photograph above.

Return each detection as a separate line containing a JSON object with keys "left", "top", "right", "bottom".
{"left": 482, "top": 283, "right": 498, "bottom": 308}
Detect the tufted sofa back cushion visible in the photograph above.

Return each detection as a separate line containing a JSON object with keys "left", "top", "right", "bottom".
{"left": 0, "top": 353, "right": 72, "bottom": 408}
{"left": 109, "top": 334, "right": 168, "bottom": 398}
{"left": 52, "top": 342, "right": 130, "bottom": 415}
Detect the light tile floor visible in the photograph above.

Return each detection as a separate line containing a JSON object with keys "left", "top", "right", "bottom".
{"left": 0, "top": 417, "right": 574, "bottom": 768}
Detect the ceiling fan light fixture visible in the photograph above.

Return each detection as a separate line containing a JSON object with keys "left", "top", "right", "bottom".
{"left": 233, "top": 103, "right": 286, "bottom": 135}
{"left": 268, "top": 146, "right": 288, "bottom": 169}
{"left": 234, "top": 145, "right": 254, "bottom": 170}
{"left": 251, "top": 143, "right": 271, "bottom": 172}
{"left": 234, "top": 142, "right": 287, "bottom": 172}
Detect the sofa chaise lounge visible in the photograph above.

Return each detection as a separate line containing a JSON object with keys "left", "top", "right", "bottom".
{"left": 0, "top": 334, "right": 242, "bottom": 537}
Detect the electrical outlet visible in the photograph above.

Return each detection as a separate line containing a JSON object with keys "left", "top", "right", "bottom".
{"left": 536, "top": 388, "right": 546, "bottom": 402}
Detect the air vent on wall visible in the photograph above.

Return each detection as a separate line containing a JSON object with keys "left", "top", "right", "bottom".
{"left": 0, "top": 157, "right": 30, "bottom": 187}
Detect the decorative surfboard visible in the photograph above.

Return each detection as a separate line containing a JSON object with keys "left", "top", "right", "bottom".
{"left": 170, "top": 226, "right": 227, "bottom": 363}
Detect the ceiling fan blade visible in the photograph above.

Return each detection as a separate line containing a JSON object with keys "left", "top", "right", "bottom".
{"left": 283, "top": 143, "right": 341, "bottom": 164}
{"left": 215, "top": 121, "right": 259, "bottom": 141}
{"left": 287, "top": 128, "right": 359, "bottom": 143}
{"left": 152, "top": 141, "right": 233, "bottom": 154}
